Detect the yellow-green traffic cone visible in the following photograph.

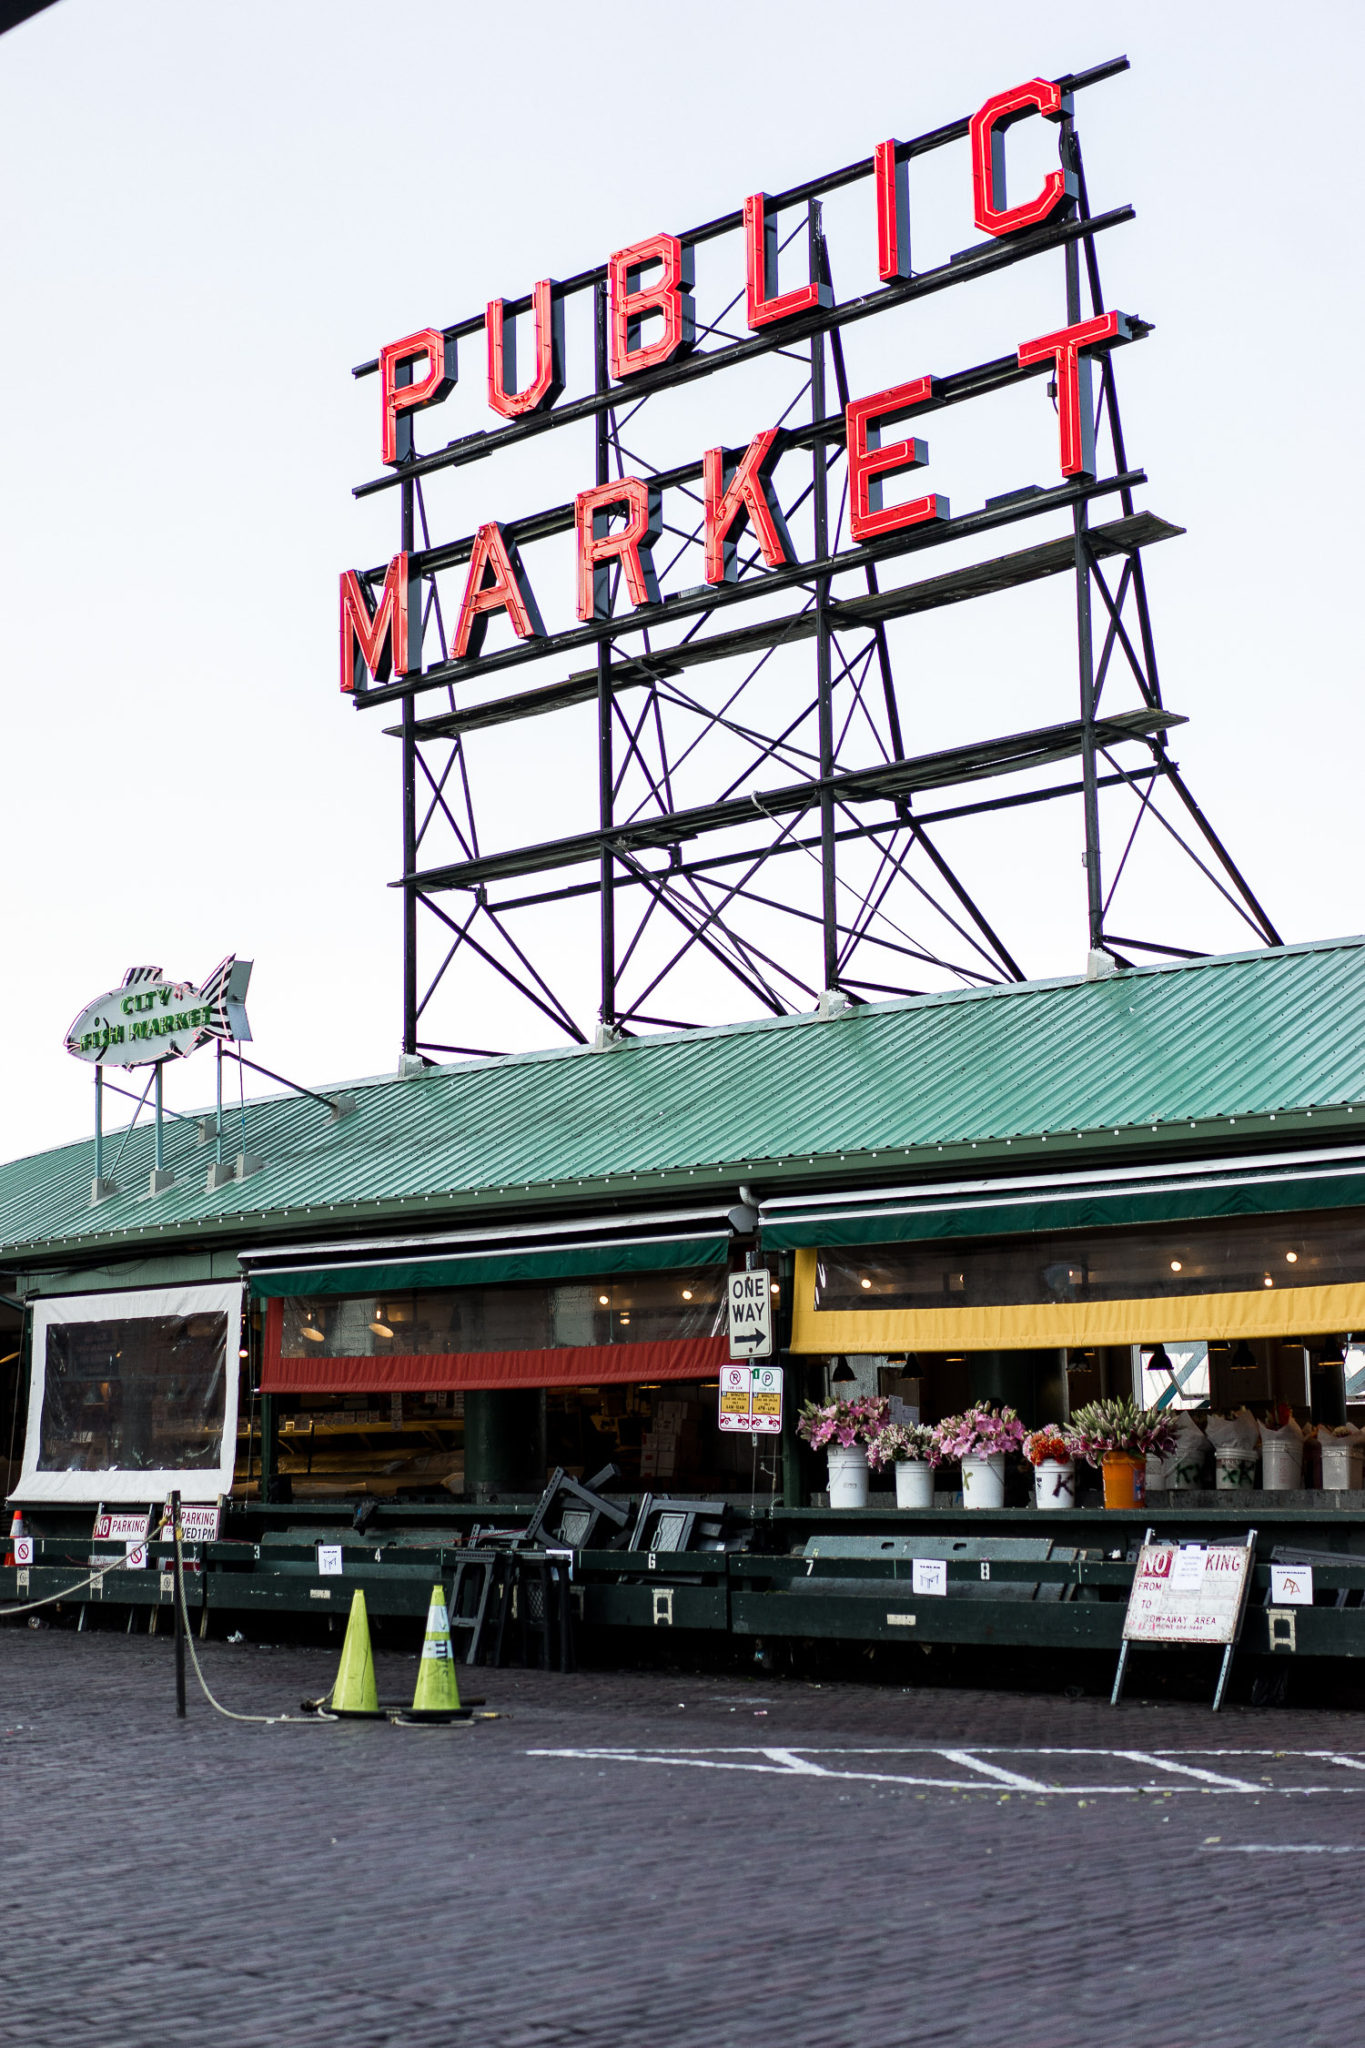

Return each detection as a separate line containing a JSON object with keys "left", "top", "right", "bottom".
{"left": 410, "top": 1583, "right": 462, "bottom": 1714}
{"left": 329, "top": 1590, "right": 379, "bottom": 1715}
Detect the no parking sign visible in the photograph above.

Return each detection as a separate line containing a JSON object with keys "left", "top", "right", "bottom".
{"left": 718, "top": 1363, "right": 783, "bottom": 1435}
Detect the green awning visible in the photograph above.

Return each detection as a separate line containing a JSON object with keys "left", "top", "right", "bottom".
{"left": 248, "top": 1233, "right": 728, "bottom": 1299}
{"left": 761, "top": 1167, "right": 1365, "bottom": 1251}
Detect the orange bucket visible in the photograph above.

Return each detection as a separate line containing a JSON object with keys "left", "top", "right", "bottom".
{"left": 1101, "top": 1451, "right": 1146, "bottom": 1509}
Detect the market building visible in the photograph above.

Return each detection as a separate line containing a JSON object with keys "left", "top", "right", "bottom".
{"left": 4, "top": 939, "right": 1365, "bottom": 1667}
{"left": 8, "top": 60, "right": 1365, "bottom": 1674}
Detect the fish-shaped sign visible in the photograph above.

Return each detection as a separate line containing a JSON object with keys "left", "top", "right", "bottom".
{"left": 65, "top": 957, "right": 253, "bottom": 1067}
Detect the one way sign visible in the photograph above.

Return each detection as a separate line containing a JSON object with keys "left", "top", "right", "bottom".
{"left": 727, "top": 1270, "right": 773, "bottom": 1359}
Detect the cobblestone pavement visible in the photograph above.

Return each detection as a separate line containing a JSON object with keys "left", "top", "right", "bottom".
{"left": 4, "top": 1629, "right": 1365, "bottom": 2047}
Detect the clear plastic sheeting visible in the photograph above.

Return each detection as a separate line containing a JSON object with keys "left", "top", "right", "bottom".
{"left": 815, "top": 1209, "right": 1365, "bottom": 1313}
{"left": 14, "top": 1284, "right": 242, "bottom": 1504}
{"left": 279, "top": 1273, "right": 725, "bottom": 1361}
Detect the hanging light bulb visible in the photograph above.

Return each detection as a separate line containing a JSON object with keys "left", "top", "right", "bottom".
{"left": 300, "top": 1322, "right": 325, "bottom": 1344}
{"left": 831, "top": 1358, "right": 856, "bottom": 1384}
{"left": 369, "top": 1319, "right": 394, "bottom": 1339}
{"left": 1147, "top": 1343, "right": 1173, "bottom": 1375}
{"left": 1231, "top": 1341, "right": 1257, "bottom": 1371}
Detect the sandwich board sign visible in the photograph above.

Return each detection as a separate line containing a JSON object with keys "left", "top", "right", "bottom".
{"left": 727, "top": 1271, "right": 773, "bottom": 1359}
{"left": 718, "top": 1363, "right": 783, "bottom": 1435}
{"left": 1112, "top": 1529, "right": 1257, "bottom": 1711}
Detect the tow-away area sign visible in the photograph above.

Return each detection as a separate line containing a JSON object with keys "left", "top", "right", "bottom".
{"left": 727, "top": 1271, "right": 773, "bottom": 1359}
{"left": 719, "top": 1363, "right": 784, "bottom": 1435}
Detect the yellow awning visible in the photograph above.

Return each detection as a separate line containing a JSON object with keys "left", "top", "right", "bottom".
{"left": 790, "top": 1246, "right": 1365, "bottom": 1352}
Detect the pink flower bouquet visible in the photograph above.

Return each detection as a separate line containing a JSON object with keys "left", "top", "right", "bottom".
{"left": 796, "top": 1395, "right": 889, "bottom": 1450}
{"left": 932, "top": 1404, "right": 1026, "bottom": 1462}
{"left": 866, "top": 1420, "right": 939, "bottom": 1470}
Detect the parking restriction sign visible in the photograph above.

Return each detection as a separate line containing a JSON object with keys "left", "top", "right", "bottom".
{"left": 718, "top": 1363, "right": 784, "bottom": 1435}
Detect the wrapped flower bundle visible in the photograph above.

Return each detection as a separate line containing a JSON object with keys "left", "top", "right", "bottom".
{"left": 796, "top": 1394, "right": 889, "bottom": 1450}
{"left": 932, "top": 1404, "right": 1026, "bottom": 1461}
{"left": 1066, "top": 1397, "right": 1178, "bottom": 1464}
{"left": 866, "top": 1420, "right": 938, "bottom": 1470}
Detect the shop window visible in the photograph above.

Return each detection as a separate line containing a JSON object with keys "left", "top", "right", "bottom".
{"left": 280, "top": 1271, "right": 723, "bottom": 1361}
{"left": 816, "top": 1210, "right": 1365, "bottom": 1311}
{"left": 38, "top": 1311, "right": 228, "bottom": 1474}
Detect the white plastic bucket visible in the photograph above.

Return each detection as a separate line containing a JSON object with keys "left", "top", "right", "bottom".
{"left": 1320, "top": 1440, "right": 1362, "bottom": 1491}
{"left": 1260, "top": 1437, "right": 1304, "bottom": 1491}
{"left": 827, "top": 1445, "right": 870, "bottom": 1508}
{"left": 961, "top": 1453, "right": 1006, "bottom": 1510}
{"left": 895, "top": 1459, "right": 934, "bottom": 1509}
{"left": 1033, "top": 1460, "right": 1076, "bottom": 1511}
{"left": 1168, "top": 1455, "right": 1206, "bottom": 1491}
{"left": 1145, "top": 1453, "right": 1171, "bottom": 1494}
{"left": 1214, "top": 1449, "right": 1259, "bottom": 1491}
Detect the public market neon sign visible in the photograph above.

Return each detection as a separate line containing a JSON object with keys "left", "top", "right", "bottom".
{"left": 339, "top": 72, "right": 1142, "bottom": 697}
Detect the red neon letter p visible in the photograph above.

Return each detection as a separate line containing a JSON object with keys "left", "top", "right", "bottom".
{"left": 379, "top": 330, "right": 453, "bottom": 466}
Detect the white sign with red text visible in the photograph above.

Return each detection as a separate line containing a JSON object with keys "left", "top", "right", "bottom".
{"left": 175, "top": 1503, "right": 222, "bottom": 1543}
{"left": 1123, "top": 1542, "right": 1253, "bottom": 1646}
{"left": 92, "top": 1511, "right": 150, "bottom": 1543}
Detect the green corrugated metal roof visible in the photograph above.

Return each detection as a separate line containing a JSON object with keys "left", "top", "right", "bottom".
{"left": 4, "top": 937, "right": 1365, "bottom": 1264}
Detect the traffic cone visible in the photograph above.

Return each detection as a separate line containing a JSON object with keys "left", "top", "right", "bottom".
{"left": 5, "top": 1509, "right": 23, "bottom": 1568}
{"left": 328, "top": 1590, "right": 380, "bottom": 1716}
{"left": 408, "top": 1582, "right": 462, "bottom": 1717}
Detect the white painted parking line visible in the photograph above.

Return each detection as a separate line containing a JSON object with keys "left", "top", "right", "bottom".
{"left": 935, "top": 1749, "right": 1054, "bottom": 1792}
{"left": 1109, "top": 1751, "right": 1263, "bottom": 1792}
{"left": 1202, "top": 1845, "right": 1359, "bottom": 1854}
{"left": 527, "top": 1745, "right": 1365, "bottom": 1796}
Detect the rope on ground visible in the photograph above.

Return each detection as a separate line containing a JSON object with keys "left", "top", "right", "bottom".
{"left": 172, "top": 1524, "right": 336, "bottom": 1726}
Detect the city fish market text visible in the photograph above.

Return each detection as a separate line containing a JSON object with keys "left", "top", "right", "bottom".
{"left": 75, "top": 1000, "right": 215, "bottom": 1057}
{"left": 65, "top": 958, "right": 253, "bottom": 1069}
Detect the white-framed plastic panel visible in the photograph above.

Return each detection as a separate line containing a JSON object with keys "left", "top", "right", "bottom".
{"left": 13, "top": 1282, "right": 242, "bottom": 1505}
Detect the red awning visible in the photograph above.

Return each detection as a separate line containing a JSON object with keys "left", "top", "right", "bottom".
{"left": 261, "top": 1304, "right": 729, "bottom": 1395}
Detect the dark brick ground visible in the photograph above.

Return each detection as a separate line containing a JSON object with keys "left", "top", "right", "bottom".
{"left": 4, "top": 1628, "right": 1365, "bottom": 2047}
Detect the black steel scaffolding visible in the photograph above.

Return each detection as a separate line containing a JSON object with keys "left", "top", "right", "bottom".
{"left": 345, "top": 55, "right": 1278, "bottom": 1060}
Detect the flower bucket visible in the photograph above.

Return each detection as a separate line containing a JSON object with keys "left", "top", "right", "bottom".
{"left": 1261, "top": 1437, "right": 1304, "bottom": 1491}
{"left": 1145, "top": 1452, "right": 1171, "bottom": 1494}
{"left": 1033, "top": 1460, "right": 1075, "bottom": 1511}
{"left": 960, "top": 1453, "right": 1005, "bottom": 1510}
{"left": 827, "top": 1444, "right": 870, "bottom": 1508}
{"left": 1168, "top": 1455, "right": 1206, "bottom": 1491}
{"left": 1101, "top": 1451, "right": 1146, "bottom": 1509}
{"left": 1214, "top": 1449, "right": 1259, "bottom": 1491}
{"left": 895, "top": 1459, "right": 934, "bottom": 1509}
{"left": 1320, "top": 1441, "right": 1363, "bottom": 1492}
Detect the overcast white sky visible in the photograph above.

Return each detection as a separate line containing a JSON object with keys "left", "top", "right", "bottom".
{"left": 2, "top": 0, "right": 1362, "bottom": 1165}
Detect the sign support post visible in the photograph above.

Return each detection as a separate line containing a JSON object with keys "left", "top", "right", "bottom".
{"left": 170, "top": 1489, "right": 187, "bottom": 1721}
